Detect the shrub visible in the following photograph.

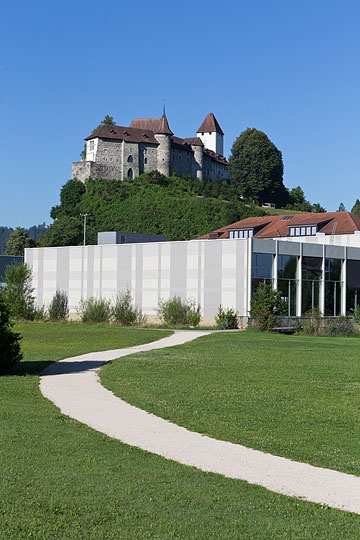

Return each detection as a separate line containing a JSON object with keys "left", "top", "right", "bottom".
{"left": 301, "top": 308, "right": 322, "bottom": 335}
{"left": 215, "top": 305, "right": 238, "bottom": 329}
{"left": 250, "top": 283, "right": 287, "bottom": 331}
{"left": 354, "top": 305, "right": 360, "bottom": 324}
{"left": 33, "top": 306, "right": 48, "bottom": 321}
{"left": 3, "top": 263, "right": 36, "bottom": 320}
{"left": 157, "top": 296, "right": 201, "bottom": 327}
{"left": 187, "top": 304, "right": 201, "bottom": 327}
{"left": 323, "top": 316, "right": 358, "bottom": 337}
{"left": 112, "top": 289, "right": 146, "bottom": 326}
{"left": 77, "top": 297, "right": 112, "bottom": 323}
{"left": 48, "top": 290, "right": 69, "bottom": 321}
{"left": 0, "top": 290, "right": 22, "bottom": 373}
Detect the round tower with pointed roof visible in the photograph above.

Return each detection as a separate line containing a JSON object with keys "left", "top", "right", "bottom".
{"left": 155, "top": 111, "right": 173, "bottom": 176}
{"left": 196, "top": 112, "right": 224, "bottom": 156}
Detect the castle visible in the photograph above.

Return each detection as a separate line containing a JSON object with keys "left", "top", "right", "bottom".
{"left": 72, "top": 111, "right": 229, "bottom": 183}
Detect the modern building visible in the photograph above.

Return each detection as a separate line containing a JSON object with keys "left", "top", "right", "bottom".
{"left": 71, "top": 112, "right": 229, "bottom": 183}
{"left": 24, "top": 212, "right": 360, "bottom": 325}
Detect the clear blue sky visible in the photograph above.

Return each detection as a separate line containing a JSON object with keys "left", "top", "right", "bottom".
{"left": 1, "top": 0, "right": 359, "bottom": 228}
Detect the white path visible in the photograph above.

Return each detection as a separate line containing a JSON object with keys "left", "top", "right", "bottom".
{"left": 40, "top": 330, "right": 360, "bottom": 515}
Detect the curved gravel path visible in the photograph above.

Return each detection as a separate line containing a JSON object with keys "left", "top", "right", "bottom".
{"left": 40, "top": 330, "right": 360, "bottom": 515}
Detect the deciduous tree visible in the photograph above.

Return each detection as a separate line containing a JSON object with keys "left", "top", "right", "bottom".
{"left": 5, "top": 227, "right": 36, "bottom": 256}
{"left": 228, "top": 128, "right": 286, "bottom": 206}
{"left": 351, "top": 199, "right": 360, "bottom": 217}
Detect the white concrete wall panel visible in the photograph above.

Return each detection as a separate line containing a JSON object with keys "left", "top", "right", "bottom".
{"left": 26, "top": 239, "right": 252, "bottom": 320}
{"left": 170, "top": 243, "right": 187, "bottom": 299}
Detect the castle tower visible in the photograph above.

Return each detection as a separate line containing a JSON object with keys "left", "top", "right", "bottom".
{"left": 155, "top": 111, "right": 173, "bottom": 177}
{"left": 191, "top": 141, "right": 204, "bottom": 180}
{"left": 196, "top": 112, "right": 224, "bottom": 156}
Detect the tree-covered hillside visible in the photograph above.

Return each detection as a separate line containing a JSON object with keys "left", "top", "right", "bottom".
{"left": 0, "top": 224, "right": 47, "bottom": 255}
{"left": 39, "top": 173, "right": 266, "bottom": 247}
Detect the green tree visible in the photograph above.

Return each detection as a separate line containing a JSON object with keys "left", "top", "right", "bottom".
{"left": 312, "top": 203, "right": 326, "bottom": 213}
{"left": 5, "top": 227, "right": 36, "bottom": 256}
{"left": 59, "top": 180, "right": 86, "bottom": 216}
{"left": 80, "top": 115, "right": 116, "bottom": 159}
{"left": 228, "top": 128, "right": 287, "bottom": 206}
{"left": 351, "top": 199, "right": 360, "bottom": 217}
{"left": 250, "top": 283, "right": 287, "bottom": 331}
{"left": 0, "top": 289, "right": 22, "bottom": 373}
{"left": 337, "top": 202, "right": 346, "bottom": 212}
{"left": 39, "top": 216, "right": 83, "bottom": 247}
{"left": 3, "top": 263, "right": 36, "bottom": 320}
{"left": 287, "top": 186, "right": 312, "bottom": 212}
{"left": 95, "top": 115, "right": 115, "bottom": 129}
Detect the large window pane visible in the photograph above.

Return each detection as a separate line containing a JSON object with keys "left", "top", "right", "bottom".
{"left": 251, "top": 253, "right": 273, "bottom": 296}
{"left": 278, "top": 278, "right": 297, "bottom": 316}
{"left": 325, "top": 258, "right": 341, "bottom": 282}
{"left": 325, "top": 281, "right": 341, "bottom": 316}
{"left": 346, "top": 260, "right": 360, "bottom": 314}
{"left": 324, "top": 258, "right": 342, "bottom": 316}
{"left": 302, "top": 280, "right": 320, "bottom": 314}
{"left": 346, "top": 287, "right": 359, "bottom": 315}
{"left": 252, "top": 253, "right": 273, "bottom": 279}
{"left": 278, "top": 255, "right": 297, "bottom": 279}
{"left": 302, "top": 256, "right": 322, "bottom": 281}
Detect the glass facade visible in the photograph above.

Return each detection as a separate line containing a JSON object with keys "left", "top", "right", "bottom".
{"left": 251, "top": 253, "right": 273, "bottom": 294}
{"left": 346, "top": 259, "right": 360, "bottom": 315}
{"left": 250, "top": 245, "right": 358, "bottom": 318}
{"left": 301, "top": 256, "right": 322, "bottom": 314}
{"left": 277, "top": 255, "right": 298, "bottom": 316}
{"left": 324, "top": 258, "right": 342, "bottom": 316}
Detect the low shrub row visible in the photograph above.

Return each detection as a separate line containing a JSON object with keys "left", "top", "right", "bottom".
{"left": 300, "top": 308, "right": 358, "bottom": 337}
{"left": 78, "top": 290, "right": 145, "bottom": 325}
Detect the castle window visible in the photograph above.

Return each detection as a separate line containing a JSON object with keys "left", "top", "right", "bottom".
{"left": 127, "top": 155, "right": 133, "bottom": 163}
{"left": 89, "top": 140, "right": 94, "bottom": 151}
{"left": 144, "top": 158, "right": 147, "bottom": 164}
{"left": 127, "top": 168, "right": 133, "bottom": 179}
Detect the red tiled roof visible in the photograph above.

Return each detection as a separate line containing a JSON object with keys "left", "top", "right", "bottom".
{"left": 171, "top": 136, "right": 193, "bottom": 152}
{"left": 197, "top": 112, "right": 224, "bottom": 135}
{"left": 85, "top": 125, "right": 159, "bottom": 144}
{"left": 184, "top": 137, "right": 204, "bottom": 147}
{"left": 197, "top": 212, "right": 360, "bottom": 240}
{"left": 203, "top": 148, "right": 228, "bottom": 164}
{"left": 130, "top": 118, "right": 161, "bottom": 132}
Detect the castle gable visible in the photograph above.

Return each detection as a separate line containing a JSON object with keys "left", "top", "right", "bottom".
{"left": 197, "top": 113, "right": 224, "bottom": 135}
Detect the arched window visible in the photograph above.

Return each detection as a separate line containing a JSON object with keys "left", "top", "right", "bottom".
{"left": 127, "top": 168, "right": 133, "bottom": 179}
{"left": 127, "top": 155, "right": 133, "bottom": 163}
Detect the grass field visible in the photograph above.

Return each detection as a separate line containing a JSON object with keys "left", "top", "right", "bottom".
{"left": 1, "top": 323, "right": 360, "bottom": 539}
{"left": 101, "top": 331, "right": 360, "bottom": 476}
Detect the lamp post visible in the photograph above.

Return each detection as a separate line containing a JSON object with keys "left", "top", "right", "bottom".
{"left": 80, "top": 212, "right": 91, "bottom": 246}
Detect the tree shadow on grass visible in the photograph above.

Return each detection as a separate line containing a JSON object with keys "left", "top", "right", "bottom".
{"left": 2, "top": 360, "right": 54, "bottom": 377}
{"left": 2, "top": 359, "right": 104, "bottom": 377}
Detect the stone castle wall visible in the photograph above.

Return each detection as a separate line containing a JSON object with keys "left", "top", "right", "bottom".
{"left": 202, "top": 153, "right": 229, "bottom": 181}
{"left": 72, "top": 137, "right": 229, "bottom": 183}
{"left": 170, "top": 147, "right": 194, "bottom": 176}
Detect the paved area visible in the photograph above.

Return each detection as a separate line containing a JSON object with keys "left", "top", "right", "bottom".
{"left": 40, "top": 330, "right": 360, "bottom": 515}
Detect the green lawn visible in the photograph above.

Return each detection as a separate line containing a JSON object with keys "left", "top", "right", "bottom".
{"left": 101, "top": 331, "right": 360, "bottom": 476}
{"left": 1, "top": 324, "right": 360, "bottom": 539}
